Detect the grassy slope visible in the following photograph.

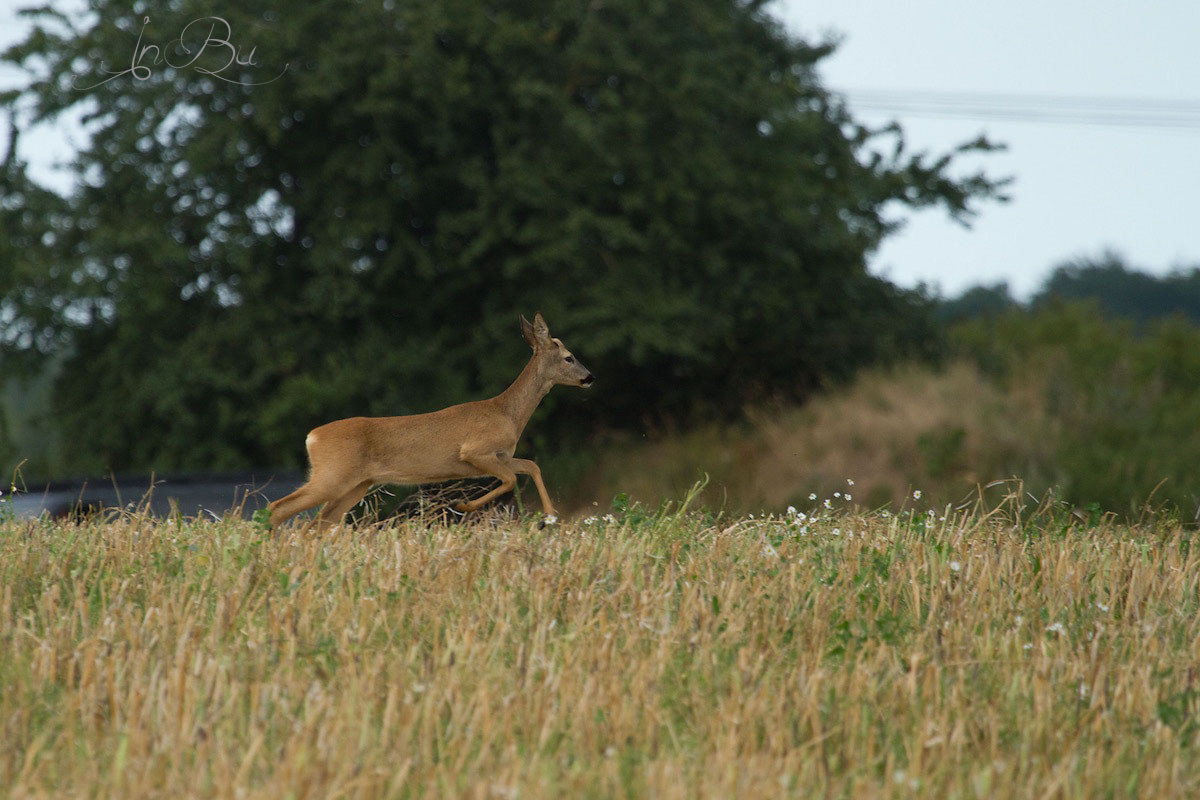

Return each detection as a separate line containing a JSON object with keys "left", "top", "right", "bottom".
{"left": 566, "top": 361, "right": 1060, "bottom": 515}
{"left": 3, "top": 496, "right": 1199, "bottom": 798}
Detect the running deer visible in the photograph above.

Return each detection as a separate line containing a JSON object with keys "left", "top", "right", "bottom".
{"left": 268, "top": 313, "right": 594, "bottom": 529}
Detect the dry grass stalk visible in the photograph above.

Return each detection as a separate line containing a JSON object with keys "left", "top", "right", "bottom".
{"left": 2, "top": 493, "right": 1199, "bottom": 797}
{"left": 570, "top": 361, "right": 1058, "bottom": 513}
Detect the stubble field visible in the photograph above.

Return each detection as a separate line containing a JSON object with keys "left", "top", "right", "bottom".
{"left": 2, "top": 489, "right": 1200, "bottom": 798}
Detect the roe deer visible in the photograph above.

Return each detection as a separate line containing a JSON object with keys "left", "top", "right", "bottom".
{"left": 268, "top": 312, "right": 594, "bottom": 530}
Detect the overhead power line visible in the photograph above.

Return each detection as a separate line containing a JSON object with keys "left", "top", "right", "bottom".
{"left": 837, "top": 88, "right": 1200, "bottom": 131}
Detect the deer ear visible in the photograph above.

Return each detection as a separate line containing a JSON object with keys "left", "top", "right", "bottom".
{"left": 520, "top": 315, "right": 538, "bottom": 349}
{"left": 532, "top": 312, "right": 552, "bottom": 344}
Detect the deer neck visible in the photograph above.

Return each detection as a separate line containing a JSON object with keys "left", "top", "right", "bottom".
{"left": 493, "top": 356, "right": 552, "bottom": 436}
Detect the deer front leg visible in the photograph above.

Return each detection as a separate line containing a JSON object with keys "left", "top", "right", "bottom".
{"left": 510, "top": 458, "right": 557, "bottom": 516}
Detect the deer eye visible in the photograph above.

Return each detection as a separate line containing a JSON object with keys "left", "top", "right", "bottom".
{"left": 565, "top": 355, "right": 575, "bottom": 364}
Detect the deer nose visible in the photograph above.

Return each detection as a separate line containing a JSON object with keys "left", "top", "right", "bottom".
{"left": 580, "top": 373, "right": 595, "bottom": 387}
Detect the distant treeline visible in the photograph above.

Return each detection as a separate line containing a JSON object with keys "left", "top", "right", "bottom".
{"left": 939, "top": 252, "right": 1200, "bottom": 326}
{"left": 938, "top": 252, "right": 1200, "bottom": 517}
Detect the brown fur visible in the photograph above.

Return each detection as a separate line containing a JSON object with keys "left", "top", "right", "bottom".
{"left": 268, "top": 313, "right": 593, "bottom": 530}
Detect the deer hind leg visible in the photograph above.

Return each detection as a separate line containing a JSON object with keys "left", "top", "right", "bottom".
{"left": 510, "top": 457, "right": 557, "bottom": 516}
{"left": 270, "top": 471, "right": 360, "bottom": 530}
{"left": 314, "top": 480, "right": 374, "bottom": 530}
{"left": 268, "top": 484, "right": 327, "bottom": 529}
{"left": 454, "top": 452, "right": 517, "bottom": 513}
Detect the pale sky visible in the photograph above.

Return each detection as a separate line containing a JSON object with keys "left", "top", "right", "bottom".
{"left": 4, "top": 0, "right": 1200, "bottom": 299}
{"left": 777, "top": 0, "right": 1200, "bottom": 298}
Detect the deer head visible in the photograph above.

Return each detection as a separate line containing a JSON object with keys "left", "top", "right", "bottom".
{"left": 521, "top": 312, "right": 594, "bottom": 388}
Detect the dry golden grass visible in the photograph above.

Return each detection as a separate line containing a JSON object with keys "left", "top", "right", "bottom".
{"left": 3, "top": 490, "right": 1200, "bottom": 798}
{"left": 570, "top": 361, "right": 1058, "bottom": 513}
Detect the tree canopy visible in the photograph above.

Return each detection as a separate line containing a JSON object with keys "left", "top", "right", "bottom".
{"left": 1034, "top": 252, "right": 1200, "bottom": 326}
{"left": 1, "top": 0, "right": 1005, "bottom": 477}
{"left": 939, "top": 252, "right": 1200, "bottom": 327}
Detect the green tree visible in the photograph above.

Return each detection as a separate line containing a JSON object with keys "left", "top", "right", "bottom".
{"left": 936, "top": 281, "right": 1018, "bottom": 324}
{"left": 953, "top": 301, "right": 1200, "bottom": 515}
{"left": 1, "top": 0, "right": 1004, "bottom": 477}
{"left": 1034, "top": 251, "right": 1200, "bottom": 326}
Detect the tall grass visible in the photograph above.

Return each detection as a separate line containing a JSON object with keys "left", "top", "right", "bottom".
{"left": 570, "top": 305, "right": 1200, "bottom": 518}
{"left": 569, "top": 361, "right": 1055, "bottom": 513}
{"left": 3, "top": 491, "right": 1200, "bottom": 797}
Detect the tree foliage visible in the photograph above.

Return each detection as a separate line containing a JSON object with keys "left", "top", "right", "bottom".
{"left": 1, "top": 0, "right": 1004, "bottom": 476}
{"left": 953, "top": 302, "right": 1200, "bottom": 515}
{"left": 935, "top": 282, "right": 1018, "bottom": 324}
{"left": 1034, "top": 251, "right": 1200, "bottom": 326}
{"left": 940, "top": 252, "right": 1200, "bottom": 327}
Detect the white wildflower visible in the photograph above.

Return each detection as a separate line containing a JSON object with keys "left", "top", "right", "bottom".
{"left": 949, "top": 561, "right": 961, "bottom": 572}
{"left": 1046, "top": 622, "right": 1066, "bottom": 635}
{"left": 809, "top": 493, "right": 817, "bottom": 501}
{"left": 913, "top": 490, "right": 922, "bottom": 500}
